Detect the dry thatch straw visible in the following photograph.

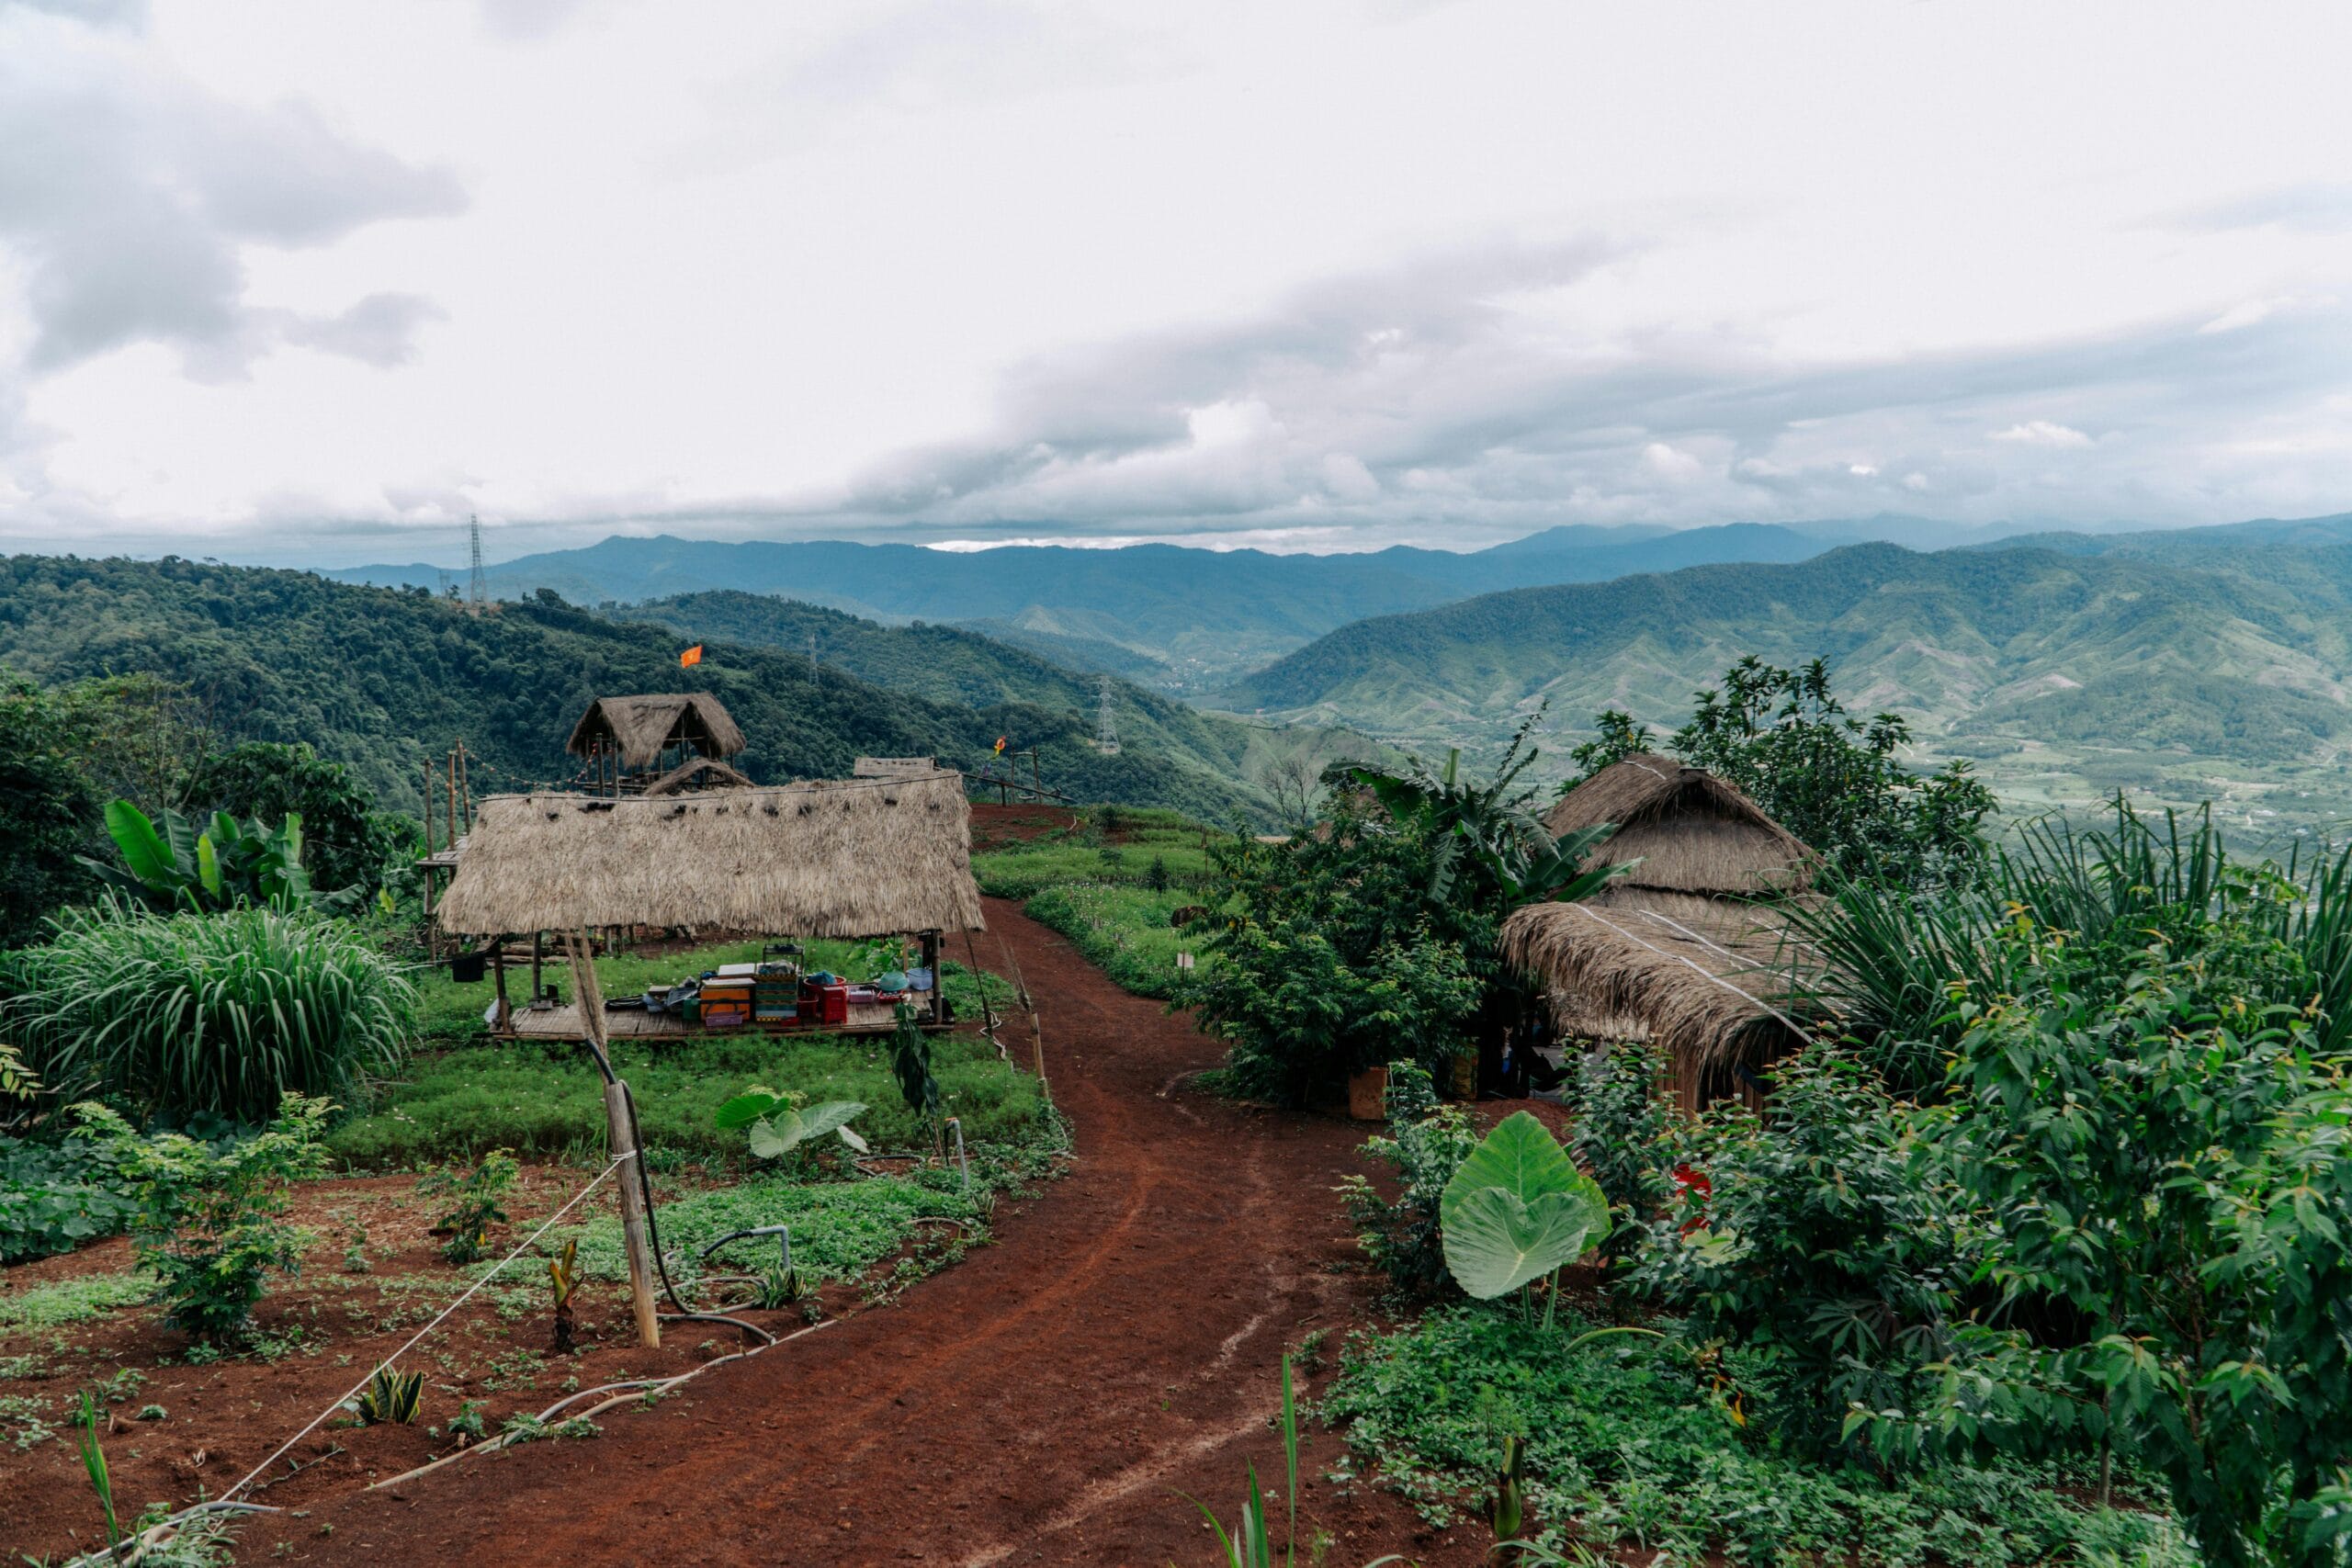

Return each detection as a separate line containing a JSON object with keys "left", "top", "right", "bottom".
{"left": 435, "top": 771, "right": 984, "bottom": 938}
{"left": 1544, "top": 753, "right": 1812, "bottom": 896}
{"left": 640, "top": 755, "right": 755, "bottom": 795}
{"left": 1502, "top": 886, "right": 1822, "bottom": 1079}
{"left": 566, "top": 694, "right": 748, "bottom": 771}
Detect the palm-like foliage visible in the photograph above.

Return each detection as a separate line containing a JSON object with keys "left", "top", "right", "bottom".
{"left": 78, "top": 798, "right": 322, "bottom": 914}
{"left": 1340, "top": 712, "right": 1630, "bottom": 910}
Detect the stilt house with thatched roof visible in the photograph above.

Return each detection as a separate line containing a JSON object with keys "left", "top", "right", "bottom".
{"left": 435, "top": 768, "right": 984, "bottom": 1041}
{"left": 567, "top": 693, "right": 748, "bottom": 794}
{"left": 1501, "top": 754, "right": 1818, "bottom": 1111}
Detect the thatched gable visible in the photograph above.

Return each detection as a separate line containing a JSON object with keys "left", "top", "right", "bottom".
{"left": 435, "top": 770, "right": 984, "bottom": 938}
{"left": 640, "top": 756, "right": 754, "bottom": 796}
{"left": 1502, "top": 888, "right": 1817, "bottom": 1084}
{"left": 1544, "top": 754, "right": 1811, "bottom": 896}
{"left": 566, "top": 694, "right": 747, "bottom": 772}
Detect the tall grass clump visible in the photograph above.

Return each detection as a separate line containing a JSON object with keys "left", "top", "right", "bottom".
{"left": 6, "top": 903, "right": 413, "bottom": 1122}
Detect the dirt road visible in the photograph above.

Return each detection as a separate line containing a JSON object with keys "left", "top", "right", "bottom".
{"left": 288, "top": 899, "right": 1479, "bottom": 1566}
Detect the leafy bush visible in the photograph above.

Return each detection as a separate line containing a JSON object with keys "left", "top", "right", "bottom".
{"left": 1862, "top": 913, "right": 2352, "bottom": 1568}
{"left": 73, "top": 1095, "right": 333, "bottom": 1342}
{"left": 6, "top": 904, "right": 413, "bottom": 1122}
{"left": 0, "top": 1134, "right": 141, "bottom": 1263}
{"left": 1628, "top": 1054, "right": 1970, "bottom": 1457}
{"left": 1338, "top": 1062, "right": 1481, "bottom": 1295}
{"left": 1564, "top": 1042, "right": 1669, "bottom": 1269}
{"left": 185, "top": 740, "right": 408, "bottom": 896}
{"left": 1320, "top": 1305, "right": 2191, "bottom": 1566}
{"left": 416, "top": 1149, "right": 519, "bottom": 1265}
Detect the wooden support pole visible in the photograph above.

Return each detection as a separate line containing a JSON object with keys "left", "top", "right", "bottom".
{"left": 530, "top": 930, "right": 543, "bottom": 1003}
{"left": 491, "top": 941, "right": 510, "bottom": 1032}
{"left": 445, "top": 749, "right": 458, "bottom": 852}
{"left": 457, "top": 741, "right": 471, "bottom": 832}
{"left": 565, "top": 931, "right": 659, "bottom": 1348}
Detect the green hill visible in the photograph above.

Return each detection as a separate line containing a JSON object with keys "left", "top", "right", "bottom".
{"left": 0, "top": 557, "right": 1313, "bottom": 825}
{"left": 1224, "top": 542, "right": 2352, "bottom": 831}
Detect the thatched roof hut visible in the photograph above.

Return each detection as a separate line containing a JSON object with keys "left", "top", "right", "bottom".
{"left": 640, "top": 756, "right": 754, "bottom": 796}
{"left": 1544, "top": 753, "right": 1812, "bottom": 896}
{"left": 435, "top": 770, "right": 984, "bottom": 939}
{"left": 1510, "top": 756, "right": 1821, "bottom": 1109}
{"left": 566, "top": 694, "right": 747, "bottom": 772}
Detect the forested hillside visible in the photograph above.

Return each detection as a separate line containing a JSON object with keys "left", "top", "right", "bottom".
{"left": 608, "top": 591, "right": 1388, "bottom": 796}
{"left": 1226, "top": 541, "right": 2352, "bottom": 828}
{"left": 0, "top": 557, "right": 1294, "bottom": 823}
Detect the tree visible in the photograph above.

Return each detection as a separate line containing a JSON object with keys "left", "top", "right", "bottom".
{"left": 187, "top": 741, "right": 405, "bottom": 894}
{"left": 0, "top": 677, "right": 105, "bottom": 947}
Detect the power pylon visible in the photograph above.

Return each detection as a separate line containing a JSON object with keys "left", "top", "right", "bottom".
{"left": 467, "top": 514, "right": 486, "bottom": 613}
{"left": 1094, "top": 676, "right": 1120, "bottom": 754}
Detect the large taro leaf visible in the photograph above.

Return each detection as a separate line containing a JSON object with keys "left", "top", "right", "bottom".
{"left": 747, "top": 1100, "right": 867, "bottom": 1160}
{"left": 1440, "top": 1110, "right": 1610, "bottom": 1299}
{"left": 713, "top": 1088, "right": 786, "bottom": 1131}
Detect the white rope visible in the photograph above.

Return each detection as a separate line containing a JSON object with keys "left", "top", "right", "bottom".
{"left": 220, "top": 1153, "right": 631, "bottom": 1505}
{"left": 1566, "top": 902, "right": 1821, "bottom": 1046}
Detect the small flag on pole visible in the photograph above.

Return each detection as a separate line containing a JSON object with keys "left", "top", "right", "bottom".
{"left": 680, "top": 645, "right": 704, "bottom": 668}
{"left": 992, "top": 736, "right": 1008, "bottom": 756}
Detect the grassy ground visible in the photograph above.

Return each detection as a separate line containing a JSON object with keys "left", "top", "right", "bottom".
{"left": 1021, "top": 884, "right": 1203, "bottom": 1000}
{"left": 332, "top": 1025, "right": 1047, "bottom": 1170}
{"left": 1321, "top": 1305, "right": 2191, "bottom": 1568}
{"left": 970, "top": 807, "right": 1224, "bottom": 899}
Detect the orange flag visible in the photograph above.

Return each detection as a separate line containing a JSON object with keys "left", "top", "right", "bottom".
{"left": 680, "top": 645, "right": 704, "bottom": 668}
{"left": 993, "top": 736, "right": 1007, "bottom": 756}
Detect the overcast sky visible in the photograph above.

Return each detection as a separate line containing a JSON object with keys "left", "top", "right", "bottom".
{"left": 4, "top": 0, "right": 2350, "bottom": 567}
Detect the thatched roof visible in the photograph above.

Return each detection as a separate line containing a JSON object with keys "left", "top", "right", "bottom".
{"left": 435, "top": 770, "right": 984, "bottom": 938}
{"left": 1545, "top": 754, "right": 1812, "bottom": 896}
{"left": 640, "top": 756, "right": 754, "bottom": 796}
{"left": 1501, "top": 886, "right": 1820, "bottom": 1073}
{"left": 566, "top": 694, "right": 747, "bottom": 771}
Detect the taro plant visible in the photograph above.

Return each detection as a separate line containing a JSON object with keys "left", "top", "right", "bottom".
{"left": 417, "top": 1148, "right": 520, "bottom": 1265}
{"left": 1439, "top": 1111, "right": 1609, "bottom": 1322}
{"left": 73, "top": 1094, "right": 333, "bottom": 1343}
{"left": 713, "top": 1086, "right": 869, "bottom": 1162}
{"left": 354, "top": 1366, "right": 424, "bottom": 1425}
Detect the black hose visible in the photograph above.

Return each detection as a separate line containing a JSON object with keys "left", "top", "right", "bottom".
{"left": 619, "top": 1079, "right": 775, "bottom": 1346}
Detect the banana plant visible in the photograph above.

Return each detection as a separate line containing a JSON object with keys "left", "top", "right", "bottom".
{"left": 78, "top": 798, "right": 330, "bottom": 913}
{"left": 713, "top": 1086, "right": 869, "bottom": 1160}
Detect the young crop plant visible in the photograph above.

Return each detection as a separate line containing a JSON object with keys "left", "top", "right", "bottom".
{"left": 712, "top": 1086, "right": 869, "bottom": 1161}
{"left": 72, "top": 1094, "right": 332, "bottom": 1343}
{"left": 547, "top": 1236, "right": 581, "bottom": 1353}
{"left": 353, "top": 1367, "right": 424, "bottom": 1425}
{"left": 1439, "top": 1111, "right": 1610, "bottom": 1322}
{"left": 417, "top": 1148, "right": 520, "bottom": 1265}
{"left": 1566, "top": 1041, "right": 1669, "bottom": 1269}
{"left": 1337, "top": 1061, "right": 1481, "bottom": 1295}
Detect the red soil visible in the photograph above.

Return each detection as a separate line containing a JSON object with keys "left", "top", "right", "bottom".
{"left": 967, "top": 803, "right": 1086, "bottom": 851}
{"left": 6, "top": 899, "right": 1505, "bottom": 1565}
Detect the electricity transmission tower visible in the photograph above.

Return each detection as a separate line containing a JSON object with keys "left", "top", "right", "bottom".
{"left": 467, "top": 515, "right": 486, "bottom": 613}
{"left": 1094, "top": 676, "right": 1120, "bottom": 754}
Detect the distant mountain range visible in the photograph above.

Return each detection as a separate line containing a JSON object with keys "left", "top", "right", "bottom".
{"left": 327, "top": 520, "right": 1856, "bottom": 687}
{"left": 1223, "top": 514, "right": 2352, "bottom": 830}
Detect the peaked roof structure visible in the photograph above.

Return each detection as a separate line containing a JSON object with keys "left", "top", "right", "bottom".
{"left": 1544, "top": 753, "right": 1812, "bottom": 897}
{"left": 565, "top": 694, "right": 747, "bottom": 773}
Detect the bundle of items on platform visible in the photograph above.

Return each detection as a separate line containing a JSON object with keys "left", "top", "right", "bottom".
{"left": 638, "top": 959, "right": 937, "bottom": 1031}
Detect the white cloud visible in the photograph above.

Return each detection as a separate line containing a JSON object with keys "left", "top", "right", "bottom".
{"left": 1990, "top": 421, "right": 2093, "bottom": 448}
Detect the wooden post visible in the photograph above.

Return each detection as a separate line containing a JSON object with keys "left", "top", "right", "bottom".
{"left": 566, "top": 931, "right": 659, "bottom": 1348}
{"left": 491, "top": 941, "right": 510, "bottom": 1032}
{"left": 422, "top": 760, "right": 435, "bottom": 858}
{"left": 457, "top": 741, "right": 471, "bottom": 831}
{"left": 530, "top": 930, "right": 544, "bottom": 1004}
{"left": 445, "top": 749, "right": 458, "bottom": 852}
{"left": 922, "top": 930, "right": 943, "bottom": 1025}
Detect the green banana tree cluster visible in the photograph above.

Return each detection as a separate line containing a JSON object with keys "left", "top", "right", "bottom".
{"left": 78, "top": 799, "right": 329, "bottom": 914}
{"left": 1340, "top": 711, "right": 1631, "bottom": 909}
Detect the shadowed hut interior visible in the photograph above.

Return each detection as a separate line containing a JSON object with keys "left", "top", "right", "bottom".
{"left": 1510, "top": 755, "right": 1821, "bottom": 1111}
{"left": 566, "top": 692, "right": 748, "bottom": 794}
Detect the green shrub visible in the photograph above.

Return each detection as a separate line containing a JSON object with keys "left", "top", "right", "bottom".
{"left": 73, "top": 1095, "right": 333, "bottom": 1342}
{"left": 1565, "top": 1042, "right": 1670, "bottom": 1269}
{"left": 1320, "top": 1305, "right": 2190, "bottom": 1566}
{"left": 415, "top": 1148, "right": 519, "bottom": 1265}
{"left": 6, "top": 904, "right": 414, "bottom": 1122}
{"left": 0, "top": 1134, "right": 141, "bottom": 1263}
{"left": 1337, "top": 1061, "right": 1480, "bottom": 1296}
{"left": 1628, "top": 1054, "right": 1968, "bottom": 1457}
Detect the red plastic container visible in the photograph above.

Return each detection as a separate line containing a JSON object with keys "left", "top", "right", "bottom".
{"left": 810, "top": 984, "right": 850, "bottom": 1025}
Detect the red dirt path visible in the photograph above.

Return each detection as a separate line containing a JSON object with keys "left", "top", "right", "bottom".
{"left": 284, "top": 898, "right": 1487, "bottom": 1567}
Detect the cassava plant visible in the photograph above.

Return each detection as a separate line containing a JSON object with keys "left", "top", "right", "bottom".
{"left": 417, "top": 1148, "right": 520, "bottom": 1265}
{"left": 1338, "top": 1061, "right": 1482, "bottom": 1295}
{"left": 73, "top": 1094, "right": 333, "bottom": 1342}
